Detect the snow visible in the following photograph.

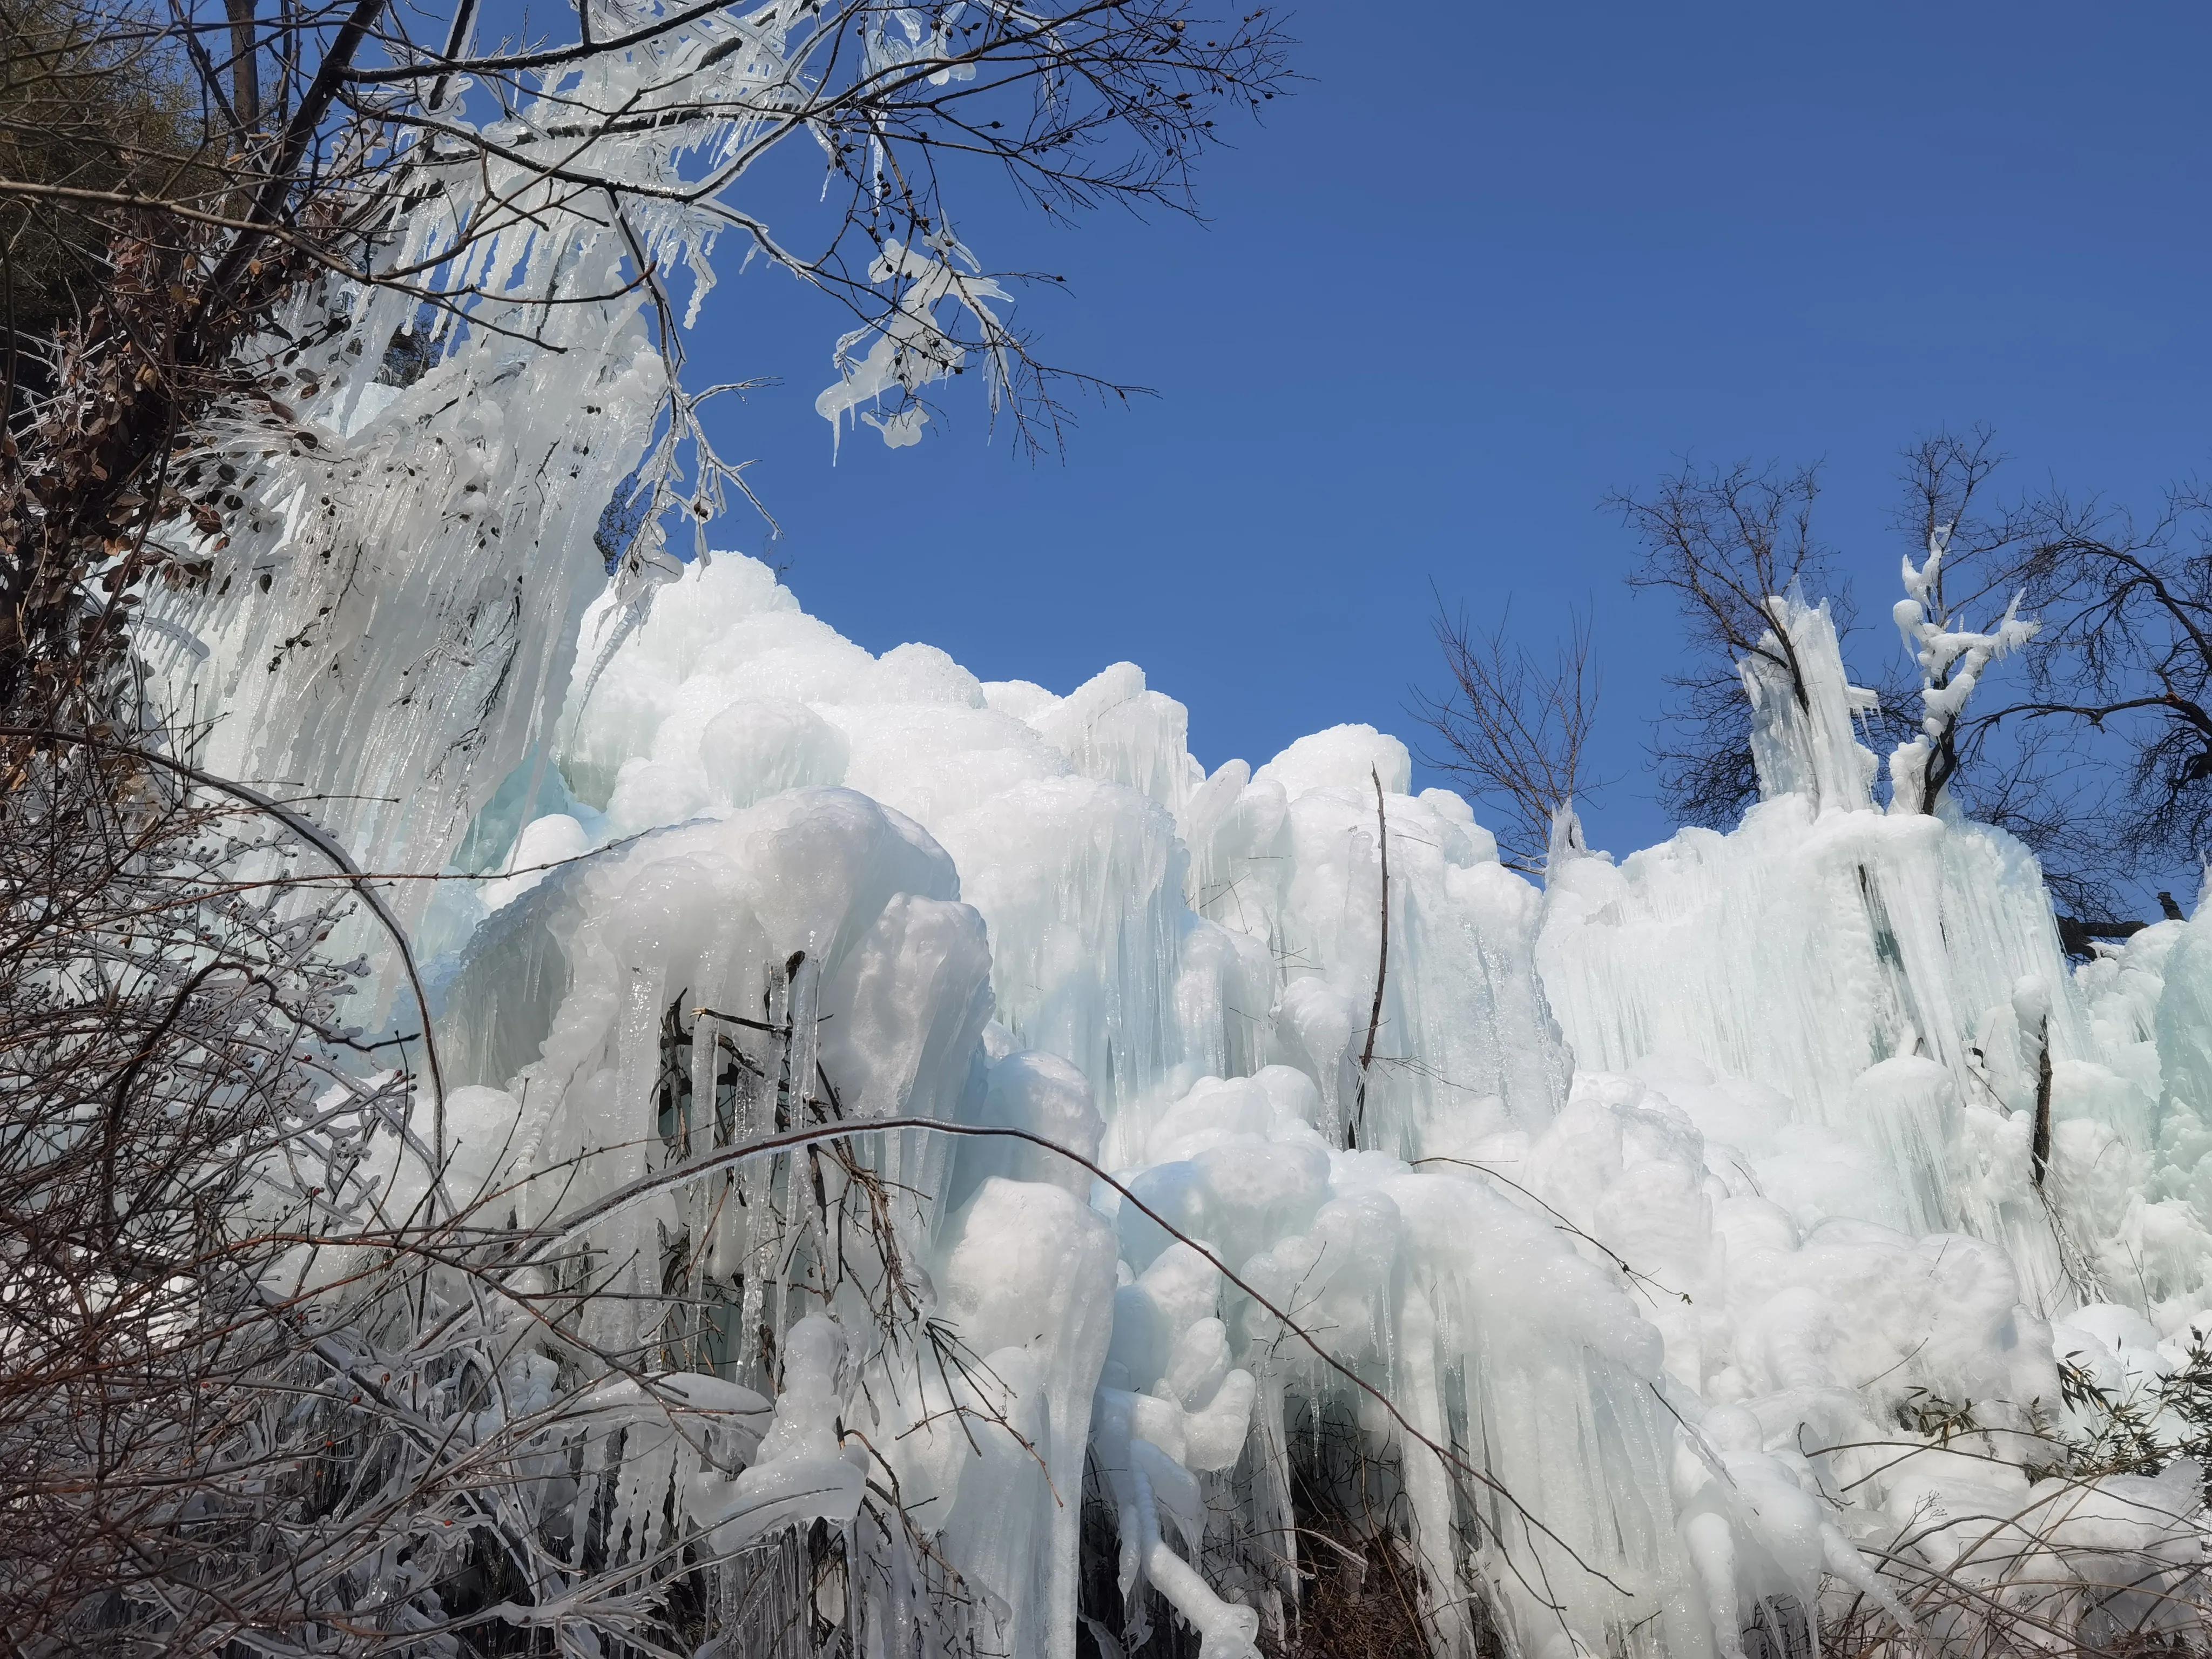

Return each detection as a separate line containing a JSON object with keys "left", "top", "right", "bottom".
{"left": 180, "top": 530, "right": 2209, "bottom": 1652}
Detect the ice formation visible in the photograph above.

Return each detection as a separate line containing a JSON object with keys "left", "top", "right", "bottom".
{"left": 133, "top": 111, "right": 2211, "bottom": 1633}
{"left": 78, "top": 0, "right": 2207, "bottom": 1639}
{"left": 186, "top": 544, "right": 2197, "bottom": 1658}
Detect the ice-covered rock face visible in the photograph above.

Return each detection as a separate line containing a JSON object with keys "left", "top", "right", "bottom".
{"left": 421, "top": 554, "right": 2210, "bottom": 1659}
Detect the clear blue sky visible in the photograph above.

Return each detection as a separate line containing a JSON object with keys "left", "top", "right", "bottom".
{"left": 685, "top": 2, "right": 2212, "bottom": 858}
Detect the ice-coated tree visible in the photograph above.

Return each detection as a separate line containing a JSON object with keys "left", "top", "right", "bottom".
{"left": 1886, "top": 521, "right": 2037, "bottom": 818}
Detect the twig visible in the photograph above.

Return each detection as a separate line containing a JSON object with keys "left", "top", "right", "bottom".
{"left": 520, "top": 1114, "right": 1635, "bottom": 1601}
{"left": 1350, "top": 765, "right": 1388, "bottom": 1150}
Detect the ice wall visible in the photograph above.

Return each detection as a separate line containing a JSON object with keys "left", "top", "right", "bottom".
{"left": 407, "top": 562, "right": 2207, "bottom": 1658}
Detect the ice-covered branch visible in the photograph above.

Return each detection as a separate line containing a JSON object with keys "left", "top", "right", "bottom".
{"left": 1890, "top": 522, "right": 2039, "bottom": 814}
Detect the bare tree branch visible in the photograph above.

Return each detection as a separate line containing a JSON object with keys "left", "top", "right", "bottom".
{"left": 1608, "top": 458, "right": 1839, "bottom": 829}
{"left": 1411, "top": 591, "right": 1601, "bottom": 872}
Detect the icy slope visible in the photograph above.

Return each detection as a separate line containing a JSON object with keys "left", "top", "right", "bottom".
{"left": 418, "top": 555, "right": 2208, "bottom": 1658}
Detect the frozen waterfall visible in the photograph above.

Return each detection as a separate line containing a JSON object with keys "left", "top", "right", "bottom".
{"left": 232, "top": 551, "right": 2206, "bottom": 1658}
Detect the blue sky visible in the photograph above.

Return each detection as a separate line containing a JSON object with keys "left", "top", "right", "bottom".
{"left": 684, "top": 2, "right": 2212, "bottom": 858}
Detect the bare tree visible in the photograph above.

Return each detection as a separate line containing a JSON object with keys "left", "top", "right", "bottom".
{"left": 1986, "top": 482, "right": 2212, "bottom": 901}
{"left": 0, "top": 733, "right": 433, "bottom": 1651}
{"left": 1411, "top": 591, "right": 1600, "bottom": 872}
{"left": 1893, "top": 428, "right": 2020, "bottom": 626}
{"left": 0, "top": 737, "right": 1013, "bottom": 1651}
{"left": 1853, "top": 428, "right": 2212, "bottom": 921}
{"left": 1608, "top": 459, "right": 1852, "bottom": 828}
{"left": 1888, "top": 427, "right": 2015, "bottom": 811}
{"left": 1863, "top": 428, "right": 2132, "bottom": 921}
{"left": 0, "top": 0, "right": 213, "bottom": 408}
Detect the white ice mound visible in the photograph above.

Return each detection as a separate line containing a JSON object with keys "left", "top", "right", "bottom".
{"left": 422, "top": 556, "right": 2209, "bottom": 1659}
